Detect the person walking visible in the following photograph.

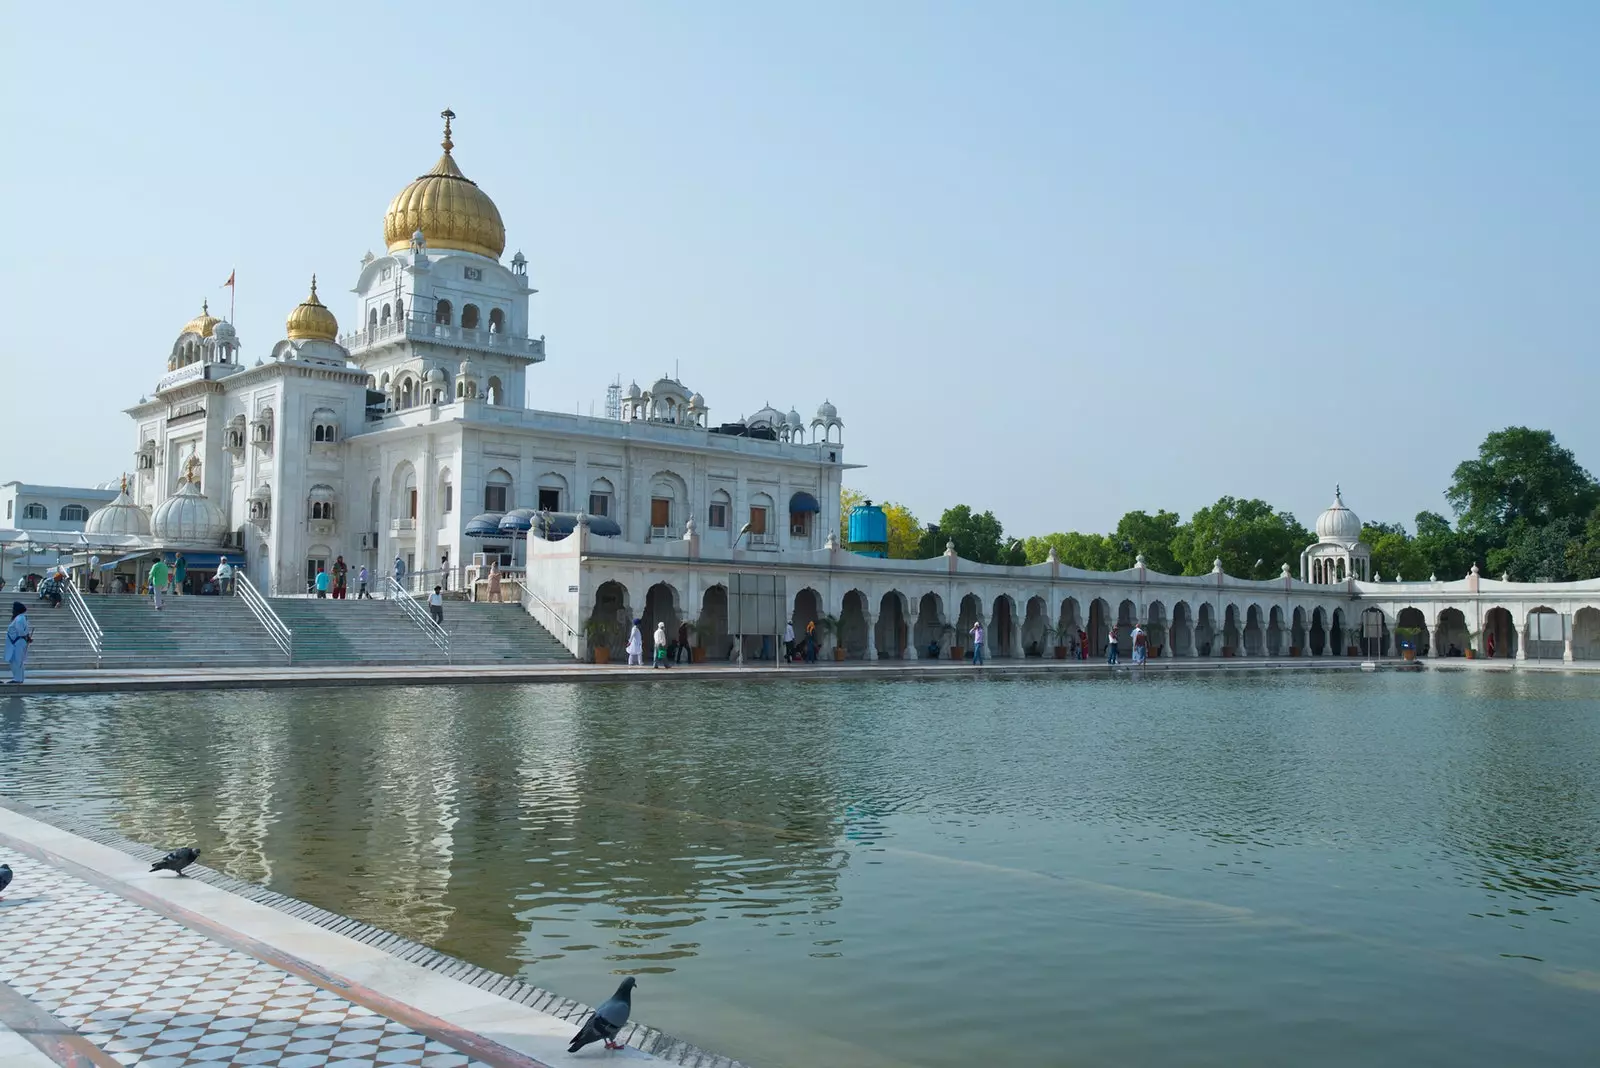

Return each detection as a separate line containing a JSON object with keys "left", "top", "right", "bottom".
{"left": 653, "top": 621, "right": 669, "bottom": 669}
{"left": 314, "top": 566, "right": 330, "bottom": 599}
{"left": 626, "top": 618, "right": 644, "bottom": 666}
{"left": 1107, "top": 626, "right": 1120, "bottom": 665}
{"left": 971, "top": 620, "right": 985, "bottom": 665}
{"left": 5, "top": 602, "right": 32, "bottom": 684}
{"left": 1078, "top": 628, "right": 1089, "bottom": 661}
{"left": 392, "top": 555, "right": 406, "bottom": 597}
{"left": 148, "top": 557, "right": 169, "bottom": 611}
{"left": 357, "top": 564, "right": 370, "bottom": 599}
{"left": 87, "top": 554, "right": 100, "bottom": 594}
{"left": 487, "top": 561, "right": 502, "bottom": 603}
{"left": 783, "top": 619, "right": 795, "bottom": 663}
{"left": 804, "top": 619, "right": 817, "bottom": 663}
{"left": 428, "top": 585, "right": 445, "bottom": 626}
{"left": 676, "top": 620, "right": 691, "bottom": 664}
{"left": 216, "top": 557, "right": 234, "bottom": 596}
{"left": 172, "top": 552, "right": 187, "bottom": 596}
{"left": 333, "top": 556, "right": 348, "bottom": 600}
{"left": 1132, "top": 624, "right": 1147, "bottom": 665}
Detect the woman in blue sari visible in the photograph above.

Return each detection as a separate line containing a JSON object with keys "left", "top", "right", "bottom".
{"left": 5, "top": 602, "right": 32, "bottom": 683}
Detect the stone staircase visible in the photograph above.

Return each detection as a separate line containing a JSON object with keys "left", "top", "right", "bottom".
{"left": 270, "top": 598, "right": 443, "bottom": 665}
{"left": 13, "top": 600, "right": 97, "bottom": 671}
{"left": 440, "top": 602, "right": 575, "bottom": 663}
{"left": 83, "top": 594, "right": 287, "bottom": 670}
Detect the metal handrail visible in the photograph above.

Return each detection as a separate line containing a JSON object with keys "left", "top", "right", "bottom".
{"left": 520, "top": 584, "right": 580, "bottom": 641}
{"left": 388, "top": 576, "right": 450, "bottom": 659}
{"left": 63, "top": 581, "right": 103, "bottom": 668}
{"left": 236, "top": 573, "right": 294, "bottom": 661}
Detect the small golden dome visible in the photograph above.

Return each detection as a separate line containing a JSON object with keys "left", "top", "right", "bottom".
{"left": 383, "top": 109, "right": 505, "bottom": 260}
{"left": 285, "top": 276, "right": 339, "bottom": 341}
{"left": 182, "top": 300, "right": 221, "bottom": 338}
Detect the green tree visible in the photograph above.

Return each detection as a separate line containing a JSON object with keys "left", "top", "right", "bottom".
{"left": 1111, "top": 509, "right": 1182, "bottom": 574}
{"left": 1491, "top": 516, "right": 1584, "bottom": 582}
{"left": 1170, "top": 496, "right": 1313, "bottom": 578}
{"left": 883, "top": 502, "right": 923, "bottom": 559}
{"left": 1564, "top": 504, "right": 1600, "bottom": 579}
{"left": 1411, "top": 511, "right": 1475, "bottom": 580}
{"left": 839, "top": 487, "right": 865, "bottom": 545}
{"left": 1022, "top": 531, "right": 1126, "bottom": 570}
{"left": 1360, "top": 521, "right": 1420, "bottom": 580}
{"left": 918, "top": 505, "right": 1023, "bottom": 564}
{"left": 1447, "top": 427, "right": 1600, "bottom": 540}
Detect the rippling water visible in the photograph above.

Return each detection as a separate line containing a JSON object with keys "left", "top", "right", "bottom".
{"left": 2, "top": 671, "right": 1598, "bottom": 1067}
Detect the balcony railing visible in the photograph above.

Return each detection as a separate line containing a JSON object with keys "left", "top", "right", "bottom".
{"left": 339, "top": 315, "right": 546, "bottom": 361}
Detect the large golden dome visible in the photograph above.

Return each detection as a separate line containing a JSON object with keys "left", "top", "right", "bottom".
{"left": 182, "top": 301, "right": 221, "bottom": 338}
{"left": 383, "top": 109, "right": 505, "bottom": 260}
{"left": 285, "top": 276, "right": 339, "bottom": 341}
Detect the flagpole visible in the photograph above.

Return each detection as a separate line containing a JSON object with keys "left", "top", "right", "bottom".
{"left": 229, "top": 268, "right": 235, "bottom": 324}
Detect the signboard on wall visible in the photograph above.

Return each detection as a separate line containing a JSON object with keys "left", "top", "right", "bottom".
{"left": 727, "top": 572, "right": 786, "bottom": 635}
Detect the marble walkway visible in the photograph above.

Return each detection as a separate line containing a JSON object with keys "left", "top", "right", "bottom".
{"left": 0, "top": 807, "right": 684, "bottom": 1068}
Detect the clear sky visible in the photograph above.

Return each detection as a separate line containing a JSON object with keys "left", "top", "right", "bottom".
{"left": 5, "top": 2, "right": 1597, "bottom": 537}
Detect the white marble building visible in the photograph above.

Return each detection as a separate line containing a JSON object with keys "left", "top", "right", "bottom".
{"left": 31, "top": 109, "right": 1600, "bottom": 664}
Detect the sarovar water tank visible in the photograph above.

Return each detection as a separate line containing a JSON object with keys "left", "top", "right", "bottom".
{"left": 848, "top": 500, "right": 888, "bottom": 558}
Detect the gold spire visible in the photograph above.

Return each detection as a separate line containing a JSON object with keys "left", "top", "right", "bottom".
{"left": 183, "top": 454, "right": 202, "bottom": 485}
{"left": 284, "top": 274, "right": 339, "bottom": 341}
{"left": 382, "top": 109, "right": 506, "bottom": 259}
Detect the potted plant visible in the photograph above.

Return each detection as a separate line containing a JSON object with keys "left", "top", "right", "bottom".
{"left": 1464, "top": 629, "right": 1478, "bottom": 659}
{"left": 945, "top": 623, "right": 962, "bottom": 661}
{"left": 692, "top": 618, "right": 717, "bottom": 662}
{"left": 1394, "top": 625, "right": 1423, "bottom": 661}
{"left": 584, "top": 617, "right": 617, "bottom": 664}
{"left": 1043, "top": 624, "right": 1067, "bottom": 659}
{"left": 811, "top": 614, "right": 844, "bottom": 660}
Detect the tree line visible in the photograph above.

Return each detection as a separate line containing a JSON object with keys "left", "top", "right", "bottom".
{"left": 843, "top": 427, "right": 1600, "bottom": 583}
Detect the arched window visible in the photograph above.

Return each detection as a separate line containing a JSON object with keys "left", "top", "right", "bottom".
{"left": 368, "top": 308, "right": 378, "bottom": 330}
{"left": 395, "top": 298, "right": 404, "bottom": 321}
{"left": 60, "top": 504, "right": 90, "bottom": 523}
{"left": 708, "top": 488, "right": 731, "bottom": 531}
{"left": 487, "top": 376, "right": 503, "bottom": 406}
{"left": 21, "top": 503, "right": 48, "bottom": 521}
{"left": 434, "top": 299, "right": 452, "bottom": 325}
{"left": 398, "top": 378, "right": 415, "bottom": 410}
{"left": 310, "top": 501, "right": 335, "bottom": 521}
{"left": 536, "top": 472, "right": 568, "bottom": 513}
{"left": 438, "top": 468, "right": 454, "bottom": 514}
{"left": 588, "top": 478, "right": 614, "bottom": 518}
{"left": 461, "top": 304, "right": 480, "bottom": 330}
{"left": 484, "top": 468, "right": 513, "bottom": 513}
{"left": 488, "top": 308, "right": 505, "bottom": 334}
{"left": 380, "top": 303, "right": 392, "bottom": 325}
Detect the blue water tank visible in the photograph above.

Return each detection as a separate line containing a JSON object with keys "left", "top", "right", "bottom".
{"left": 848, "top": 500, "right": 888, "bottom": 557}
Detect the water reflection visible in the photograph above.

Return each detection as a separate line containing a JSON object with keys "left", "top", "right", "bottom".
{"left": 1, "top": 673, "right": 1598, "bottom": 1068}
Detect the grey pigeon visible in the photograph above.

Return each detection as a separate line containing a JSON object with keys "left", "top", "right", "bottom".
{"left": 568, "top": 977, "right": 636, "bottom": 1053}
{"left": 150, "top": 848, "right": 201, "bottom": 876}
{"left": 0, "top": 863, "right": 11, "bottom": 898}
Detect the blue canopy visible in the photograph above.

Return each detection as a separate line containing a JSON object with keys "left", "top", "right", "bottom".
{"left": 529, "top": 512, "right": 622, "bottom": 540}
{"left": 789, "top": 491, "right": 820, "bottom": 513}
{"left": 464, "top": 512, "right": 506, "bottom": 537}
{"left": 498, "top": 508, "right": 538, "bottom": 533}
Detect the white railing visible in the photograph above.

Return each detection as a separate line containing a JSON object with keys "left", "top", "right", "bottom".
{"left": 339, "top": 316, "right": 546, "bottom": 361}
{"left": 388, "top": 576, "right": 450, "bottom": 659}
{"left": 520, "top": 585, "right": 580, "bottom": 655}
{"left": 63, "top": 581, "right": 103, "bottom": 668}
{"left": 747, "top": 532, "right": 779, "bottom": 548}
{"left": 236, "top": 573, "right": 294, "bottom": 661}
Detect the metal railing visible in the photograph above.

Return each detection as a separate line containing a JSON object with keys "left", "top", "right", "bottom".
{"left": 520, "top": 584, "right": 580, "bottom": 653}
{"left": 63, "top": 581, "right": 103, "bottom": 668}
{"left": 237, "top": 573, "right": 294, "bottom": 661}
{"left": 388, "top": 575, "right": 450, "bottom": 659}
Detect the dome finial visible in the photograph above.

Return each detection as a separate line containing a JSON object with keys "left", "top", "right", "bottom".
{"left": 309, "top": 274, "right": 319, "bottom": 299}
{"left": 1335, "top": 483, "right": 1342, "bottom": 501}
{"left": 441, "top": 107, "right": 455, "bottom": 154}
{"left": 201, "top": 299, "right": 209, "bottom": 316}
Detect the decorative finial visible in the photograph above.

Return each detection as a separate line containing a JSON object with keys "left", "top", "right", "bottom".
{"left": 119, "top": 473, "right": 128, "bottom": 494}
{"left": 201, "top": 299, "right": 209, "bottom": 316}
{"left": 441, "top": 108, "right": 456, "bottom": 154}
{"left": 309, "top": 274, "right": 319, "bottom": 301}
{"left": 1335, "top": 483, "right": 1341, "bottom": 499}
{"left": 183, "top": 454, "right": 201, "bottom": 485}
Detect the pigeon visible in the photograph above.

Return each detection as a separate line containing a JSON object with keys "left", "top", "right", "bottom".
{"left": 0, "top": 863, "right": 11, "bottom": 898}
{"left": 568, "top": 976, "right": 636, "bottom": 1053}
{"left": 150, "top": 848, "right": 201, "bottom": 877}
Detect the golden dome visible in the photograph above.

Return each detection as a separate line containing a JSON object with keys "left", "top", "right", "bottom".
{"left": 285, "top": 276, "right": 339, "bottom": 341}
{"left": 182, "top": 301, "right": 221, "bottom": 338}
{"left": 383, "top": 109, "right": 505, "bottom": 260}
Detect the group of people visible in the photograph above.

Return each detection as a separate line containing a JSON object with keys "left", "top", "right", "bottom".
{"left": 625, "top": 618, "right": 691, "bottom": 667}
{"left": 312, "top": 556, "right": 370, "bottom": 599}
{"left": 1103, "top": 624, "right": 1149, "bottom": 665}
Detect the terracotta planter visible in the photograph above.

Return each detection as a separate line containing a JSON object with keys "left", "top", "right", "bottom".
{"left": 593, "top": 646, "right": 612, "bottom": 664}
{"left": 1464, "top": 648, "right": 1476, "bottom": 660}
{"left": 1346, "top": 646, "right": 1360, "bottom": 657}
{"left": 692, "top": 647, "right": 707, "bottom": 663}
{"left": 1054, "top": 646, "right": 1068, "bottom": 659}
{"left": 1403, "top": 650, "right": 1417, "bottom": 662}
{"left": 833, "top": 647, "right": 846, "bottom": 661}
{"left": 1289, "top": 646, "right": 1300, "bottom": 657}
{"left": 951, "top": 645, "right": 965, "bottom": 660}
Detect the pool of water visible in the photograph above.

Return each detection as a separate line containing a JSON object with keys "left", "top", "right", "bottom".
{"left": 1, "top": 671, "right": 1598, "bottom": 1067}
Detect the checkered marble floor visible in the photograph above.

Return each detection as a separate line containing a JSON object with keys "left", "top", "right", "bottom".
{"left": 0, "top": 845, "right": 490, "bottom": 1067}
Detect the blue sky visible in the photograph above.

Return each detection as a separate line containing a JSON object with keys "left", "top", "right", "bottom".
{"left": 5, "top": 2, "right": 1597, "bottom": 536}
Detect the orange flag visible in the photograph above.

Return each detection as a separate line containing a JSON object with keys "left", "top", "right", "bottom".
{"left": 222, "top": 269, "right": 235, "bottom": 288}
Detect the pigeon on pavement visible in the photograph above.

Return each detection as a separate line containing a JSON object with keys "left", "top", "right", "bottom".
{"left": 568, "top": 976, "right": 637, "bottom": 1053}
{"left": 150, "top": 848, "right": 201, "bottom": 876}
{"left": 0, "top": 863, "right": 11, "bottom": 898}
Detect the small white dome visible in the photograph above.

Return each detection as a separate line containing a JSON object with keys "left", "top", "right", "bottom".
{"left": 787, "top": 408, "right": 802, "bottom": 426}
{"left": 689, "top": 392, "right": 706, "bottom": 409}
{"left": 1315, "top": 486, "right": 1362, "bottom": 543}
{"left": 816, "top": 399, "right": 838, "bottom": 421}
{"left": 426, "top": 367, "right": 447, "bottom": 385}
{"left": 626, "top": 381, "right": 642, "bottom": 399}
{"left": 750, "top": 404, "right": 784, "bottom": 427}
{"left": 150, "top": 479, "right": 228, "bottom": 546}
{"left": 86, "top": 485, "right": 152, "bottom": 539}
{"left": 212, "top": 320, "right": 237, "bottom": 341}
